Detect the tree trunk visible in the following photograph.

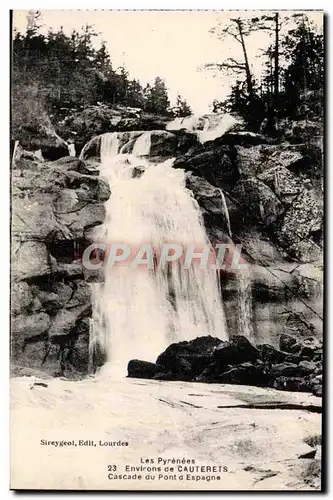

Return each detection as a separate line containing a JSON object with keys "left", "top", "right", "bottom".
{"left": 274, "top": 12, "right": 279, "bottom": 105}
{"left": 236, "top": 19, "right": 254, "bottom": 98}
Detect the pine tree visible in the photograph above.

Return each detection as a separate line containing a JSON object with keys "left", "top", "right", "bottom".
{"left": 173, "top": 95, "right": 192, "bottom": 117}
{"left": 145, "top": 77, "right": 170, "bottom": 114}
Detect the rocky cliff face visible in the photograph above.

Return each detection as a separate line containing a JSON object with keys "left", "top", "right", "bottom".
{"left": 11, "top": 106, "right": 323, "bottom": 377}
{"left": 11, "top": 148, "right": 110, "bottom": 376}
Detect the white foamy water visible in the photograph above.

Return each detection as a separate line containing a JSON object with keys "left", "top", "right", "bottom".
{"left": 167, "top": 113, "right": 240, "bottom": 143}
{"left": 89, "top": 132, "right": 227, "bottom": 376}
{"left": 131, "top": 131, "right": 151, "bottom": 156}
{"left": 219, "top": 188, "right": 232, "bottom": 239}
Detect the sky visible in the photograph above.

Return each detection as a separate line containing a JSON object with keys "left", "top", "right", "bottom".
{"left": 13, "top": 10, "right": 323, "bottom": 113}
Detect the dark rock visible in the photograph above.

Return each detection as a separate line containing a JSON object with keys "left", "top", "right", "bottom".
{"left": 89, "top": 340, "right": 107, "bottom": 373}
{"left": 298, "top": 450, "right": 317, "bottom": 459}
{"left": 169, "top": 356, "right": 193, "bottom": 376}
{"left": 272, "top": 376, "right": 311, "bottom": 392}
{"left": 232, "top": 178, "right": 284, "bottom": 227}
{"left": 312, "top": 384, "right": 322, "bottom": 397}
{"left": 149, "top": 130, "right": 197, "bottom": 157}
{"left": 279, "top": 334, "right": 301, "bottom": 354}
{"left": 156, "top": 335, "right": 222, "bottom": 376}
{"left": 281, "top": 313, "right": 317, "bottom": 340}
{"left": 258, "top": 344, "right": 287, "bottom": 364}
{"left": 300, "top": 345, "right": 316, "bottom": 358}
{"left": 16, "top": 122, "right": 69, "bottom": 161}
{"left": 284, "top": 354, "right": 302, "bottom": 364}
{"left": 220, "top": 131, "right": 276, "bottom": 146}
{"left": 173, "top": 145, "right": 238, "bottom": 190}
{"left": 196, "top": 362, "right": 225, "bottom": 382}
{"left": 304, "top": 434, "right": 321, "bottom": 448}
{"left": 299, "top": 360, "right": 317, "bottom": 374}
{"left": 217, "top": 361, "right": 269, "bottom": 386}
{"left": 70, "top": 321, "right": 90, "bottom": 373}
{"left": 153, "top": 371, "right": 179, "bottom": 381}
{"left": 270, "top": 362, "right": 304, "bottom": 378}
{"left": 127, "top": 359, "right": 161, "bottom": 379}
{"left": 31, "top": 382, "right": 48, "bottom": 388}
{"left": 185, "top": 172, "right": 236, "bottom": 238}
{"left": 213, "top": 335, "right": 260, "bottom": 367}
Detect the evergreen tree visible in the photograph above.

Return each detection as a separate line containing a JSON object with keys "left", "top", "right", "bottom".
{"left": 173, "top": 95, "right": 192, "bottom": 117}
{"left": 12, "top": 20, "right": 173, "bottom": 132}
{"left": 145, "top": 77, "right": 170, "bottom": 115}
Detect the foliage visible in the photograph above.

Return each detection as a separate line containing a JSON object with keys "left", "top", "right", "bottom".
{"left": 170, "top": 95, "right": 192, "bottom": 117}
{"left": 144, "top": 77, "right": 170, "bottom": 114}
{"left": 207, "top": 13, "right": 323, "bottom": 130}
{"left": 12, "top": 18, "right": 184, "bottom": 137}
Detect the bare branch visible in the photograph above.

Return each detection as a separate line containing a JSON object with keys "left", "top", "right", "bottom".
{"left": 202, "top": 61, "right": 245, "bottom": 75}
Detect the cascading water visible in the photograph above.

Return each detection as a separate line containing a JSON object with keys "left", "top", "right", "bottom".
{"left": 132, "top": 131, "right": 151, "bottom": 156}
{"left": 89, "top": 132, "right": 227, "bottom": 377}
{"left": 167, "top": 113, "right": 241, "bottom": 143}
{"left": 219, "top": 189, "right": 232, "bottom": 239}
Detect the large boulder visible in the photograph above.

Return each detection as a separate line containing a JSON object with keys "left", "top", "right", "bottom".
{"left": 217, "top": 361, "right": 269, "bottom": 386}
{"left": 235, "top": 143, "right": 306, "bottom": 179}
{"left": 232, "top": 178, "right": 285, "bottom": 227}
{"left": 156, "top": 335, "right": 222, "bottom": 377}
{"left": 127, "top": 360, "right": 162, "bottom": 379}
{"left": 213, "top": 335, "right": 260, "bottom": 366}
{"left": 14, "top": 122, "right": 70, "bottom": 161}
{"left": 275, "top": 189, "right": 323, "bottom": 250}
{"left": 126, "top": 334, "right": 322, "bottom": 397}
{"left": 279, "top": 334, "right": 302, "bottom": 354}
{"left": 11, "top": 312, "right": 51, "bottom": 340}
{"left": 258, "top": 165, "right": 303, "bottom": 206}
{"left": 173, "top": 145, "right": 239, "bottom": 190}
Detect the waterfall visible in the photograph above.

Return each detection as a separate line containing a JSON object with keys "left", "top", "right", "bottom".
{"left": 68, "top": 143, "right": 76, "bottom": 157}
{"left": 100, "top": 132, "right": 120, "bottom": 159}
{"left": 88, "top": 132, "right": 227, "bottom": 377}
{"left": 219, "top": 189, "right": 232, "bottom": 239}
{"left": 167, "top": 113, "right": 241, "bottom": 144}
{"left": 196, "top": 114, "right": 240, "bottom": 143}
{"left": 132, "top": 131, "right": 151, "bottom": 156}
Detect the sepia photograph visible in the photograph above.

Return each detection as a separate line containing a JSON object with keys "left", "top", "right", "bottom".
{"left": 10, "top": 9, "right": 324, "bottom": 491}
